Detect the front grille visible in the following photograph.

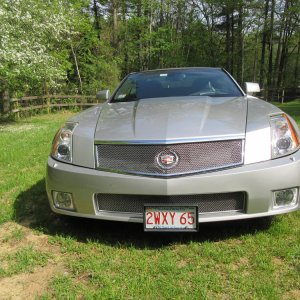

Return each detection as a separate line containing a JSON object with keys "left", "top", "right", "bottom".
{"left": 95, "top": 192, "right": 245, "bottom": 214}
{"left": 95, "top": 140, "right": 243, "bottom": 177}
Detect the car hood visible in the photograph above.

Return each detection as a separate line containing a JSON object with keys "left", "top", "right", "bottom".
{"left": 94, "top": 96, "right": 247, "bottom": 142}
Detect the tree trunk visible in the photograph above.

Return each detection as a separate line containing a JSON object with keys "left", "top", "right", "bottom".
{"left": 121, "top": 0, "right": 129, "bottom": 75}
{"left": 266, "top": 0, "right": 275, "bottom": 100}
{"left": 259, "top": 0, "right": 270, "bottom": 88}
{"left": 93, "top": 0, "right": 101, "bottom": 40}
{"left": 273, "top": 19, "right": 283, "bottom": 89}
{"left": 112, "top": 0, "right": 118, "bottom": 48}
{"left": 236, "top": 4, "right": 244, "bottom": 84}
{"left": 253, "top": 31, "right": 259, "bottom": 82}
{"left": 137, "top": 0, "right": 143, "bottom": 70}
{"left": 159, "top": 0, "right": 164, "bottom": 27}
{"left": 230, "top": 11, "right": 234, "bottom": 75}
{"left": 225, "top": 9, "right": 231, "bottom": 71}
{"left": 210, "top": 5, "right": 216, "bottom": 66}
{"left": 277, "top": 0, "right": 291, "bottom": 89}
{"left": 148, "top": 0, "right": 153, "bottom": 69}
{"left": 71, "top": 43, "right": 83, "bottom": 94}
{"left": 294, "top": 39, "right": 300, "bottom": 86}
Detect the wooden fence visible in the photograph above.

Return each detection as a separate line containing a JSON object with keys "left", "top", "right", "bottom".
{"left": 257, "top": 87, "right": 300, "bottom": 103}
{"left": 1, "top": 88, "right": 299, "bottom": 118}
{"left": 1, "top": 94, "right": 103, "bottom": 117}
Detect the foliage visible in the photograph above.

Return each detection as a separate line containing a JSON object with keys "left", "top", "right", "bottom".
{"left": 0, "top": 0, "right": 119, "bottom": 97}
{"left": 0, "top": 0, "right": 73, "bottom": 94}
{"left": 0, "top": 0, "right": 299, "bottom": 99}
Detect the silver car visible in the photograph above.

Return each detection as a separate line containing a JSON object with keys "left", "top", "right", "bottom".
{"left": 46, "top": 68, "right": 300, "bottom": 231}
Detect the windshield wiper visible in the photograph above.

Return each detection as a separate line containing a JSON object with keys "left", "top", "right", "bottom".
{"left": 112, "top": 97, "right": 140, "bottom": 103}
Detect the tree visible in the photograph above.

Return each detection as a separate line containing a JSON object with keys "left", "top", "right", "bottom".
{"left": 0, "top": 0, "right": 299, "bottom": 99}
{"left": 0, "top": 0, "right": 73, "bottom": 95}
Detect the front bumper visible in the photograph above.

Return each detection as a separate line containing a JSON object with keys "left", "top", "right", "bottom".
{"left": 46, "top": 151, "right": 300, "bottom": 223}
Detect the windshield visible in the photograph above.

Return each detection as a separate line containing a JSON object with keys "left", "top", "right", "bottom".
{"left": 112, "top": 69, "right": 243, "bottom": 102}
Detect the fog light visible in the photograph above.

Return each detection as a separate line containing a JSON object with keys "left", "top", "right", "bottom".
{"left": 53, "top": 191, "right": 74, "bottom": 210}
{"left": 273, "top": 188, "right": 298, "bottom": 208}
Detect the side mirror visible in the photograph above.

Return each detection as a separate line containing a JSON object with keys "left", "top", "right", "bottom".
{"left": 96, "top": 89, "right": 110, "bottom": 101}
{"left": 244, "top": 82, "right": 260, "bottom": 95}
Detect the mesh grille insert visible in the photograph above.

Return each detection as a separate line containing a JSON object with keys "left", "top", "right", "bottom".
{"left": 95, "top": 192, "right": 245, "bottom": 214}
{"left": 95, "top": 140, "right": 243, "bottom": 176}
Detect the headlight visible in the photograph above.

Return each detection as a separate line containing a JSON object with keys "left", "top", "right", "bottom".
{"left": 51, "top": 122, "right": 77, "bottom": 163}
{"left": 270, "top": 114, "right": 299, "bottom": 159}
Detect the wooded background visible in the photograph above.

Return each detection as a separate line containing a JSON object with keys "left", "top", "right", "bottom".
{"left": 0, "top": 0, "right": 299, "bottom": 102}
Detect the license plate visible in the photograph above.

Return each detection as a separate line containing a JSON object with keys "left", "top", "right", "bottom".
{"left": 144, "top": 205, "right": 198, "bottom": 232}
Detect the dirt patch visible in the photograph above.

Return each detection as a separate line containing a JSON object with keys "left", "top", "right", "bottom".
{"left": 177, "top": 259, "right": 189, "bottom": 269}
{"left": 0, "top": 222, "right": 66, "bottom": 299}
{"left": 229, "top": 257, "right": 249, "bottom": 271}
{"left": 0, "top": 222, "right": 60, "bottom": 253}
{"left": 272, "top": 257, "right": 284, "bottom": 266}
{"left": 0, "top": 264, "right": 65, "bottom": 300}
{"left": 283, "top": 290, "right": 300, "bottom": 300}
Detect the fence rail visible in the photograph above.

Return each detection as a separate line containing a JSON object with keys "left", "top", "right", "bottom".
{"left": 1, "top": 88, "right": 299, "bottom": 117}
{"left": 10, "top": 95, "right": 96, "bottom": 102}
{"left": 1, "top": 94, "right": 103, "bottom": 117}
{"left": 257, "top": 87, "right": 300, "bottom": 103}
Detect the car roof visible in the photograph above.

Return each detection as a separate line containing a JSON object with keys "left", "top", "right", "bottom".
{"left": 130, "top": 67, "right": 223, "bottom": 76}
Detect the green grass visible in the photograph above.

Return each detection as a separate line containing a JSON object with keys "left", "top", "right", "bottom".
{"left": 0, "top": 246, "right": 50, "bottom": 277}
{"left": 0, "top": 104, "right": 300, "bottom": 299}
{"left": 0, "top": 111, "right": 75, "bottom": 223}
{"left": 272, "top": 99, "right": 300, "bottom": 123}
{"left": 2, "top": 227, "right": 25, "bottom": 243}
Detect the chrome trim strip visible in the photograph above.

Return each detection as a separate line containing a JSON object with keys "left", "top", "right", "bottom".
{"left": 94, "top": 135, "right": 245, "bottom": 145}
{"left": 95, "top": 163, "right": 244, "bottom": 178}
{"left": 96, "top": 209, "right": 244, "bottom": 215}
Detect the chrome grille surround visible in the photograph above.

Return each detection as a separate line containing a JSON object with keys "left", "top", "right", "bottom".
{"left": 95, "top": 139, "right": 244, "bottom": 177}
{"left": 95, "top": 192, "right": 246, "bottom": 214}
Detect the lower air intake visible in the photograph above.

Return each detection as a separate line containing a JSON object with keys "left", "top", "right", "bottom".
{"left": 95, "top": 192, "right": 246, "bottom": 214}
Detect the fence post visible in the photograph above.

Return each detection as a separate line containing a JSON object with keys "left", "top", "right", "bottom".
{"left": 0, "top": 91, "right": 2, "bottom": 114}
{"left": 3, "top": 90, "right": 10, "bottom": 114}
{"left": 46, "top": 95, "right": 50, "bottom": 114}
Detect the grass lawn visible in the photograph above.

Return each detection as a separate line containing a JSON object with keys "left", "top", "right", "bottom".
{"left": 0, "top": 102, "right": 300, "bottom": 299}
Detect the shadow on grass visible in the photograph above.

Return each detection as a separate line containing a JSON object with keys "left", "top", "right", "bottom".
{"left": 0, "top": 115, "right": 16, "bottom": 124}
{"left": 14, "top": 179, "right": 274, "bottom": 249}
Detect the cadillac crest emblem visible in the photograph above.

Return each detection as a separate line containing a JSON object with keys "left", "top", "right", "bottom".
{"left": 156, "top": 150, "right": 179, "bottom": 170}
